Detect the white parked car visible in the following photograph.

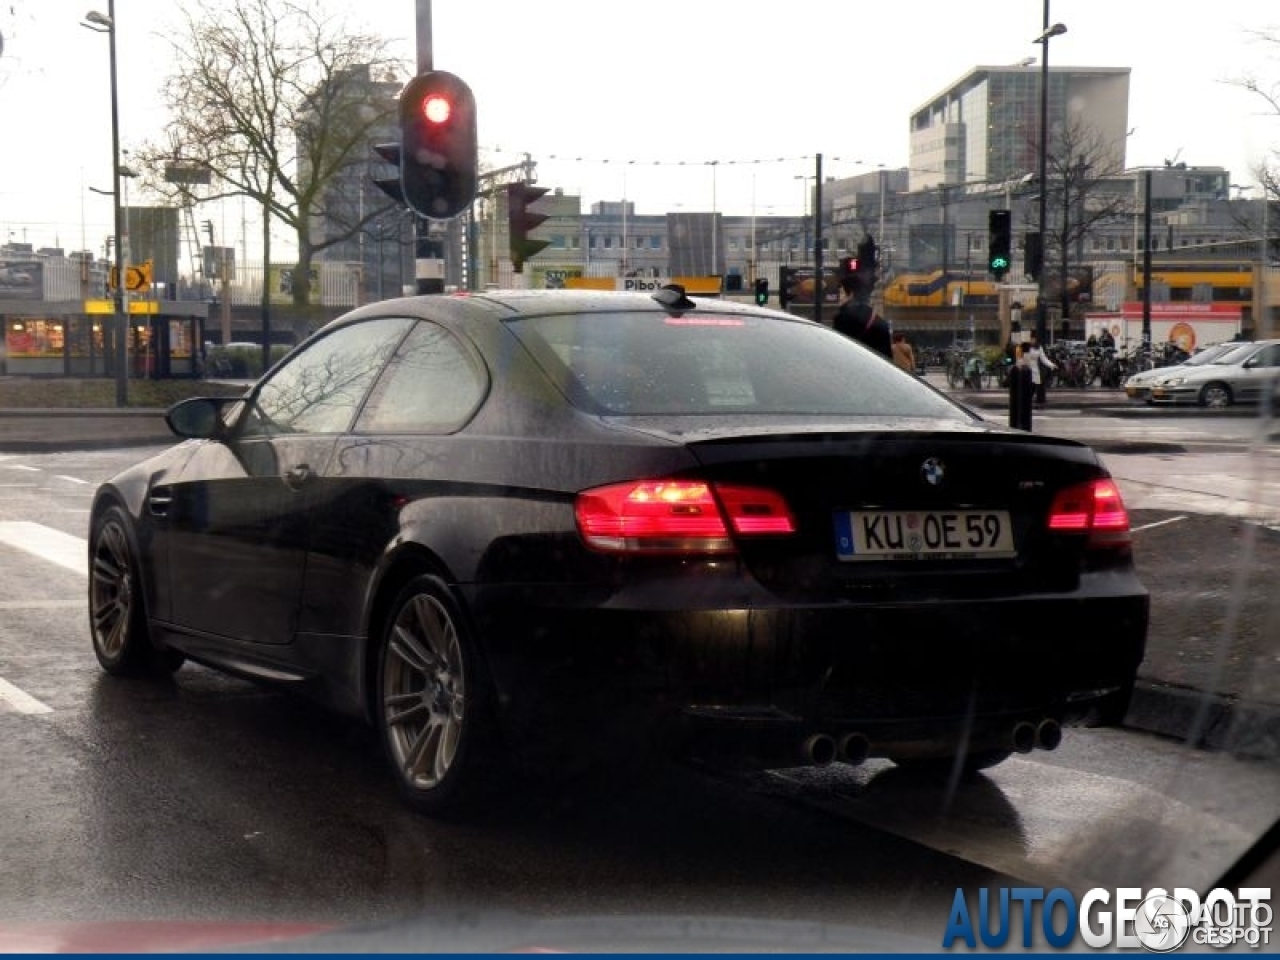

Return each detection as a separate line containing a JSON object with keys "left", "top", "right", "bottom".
{"left": 1123, "top": 341, "right": 1242, "bottom": 402}
{"left": 1148, "top": 340, "right": 1280, "bottom": 407}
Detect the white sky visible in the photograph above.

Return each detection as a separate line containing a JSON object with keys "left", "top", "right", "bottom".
{"left": 1, "top": 0, "right": 1279, "bottom": 262}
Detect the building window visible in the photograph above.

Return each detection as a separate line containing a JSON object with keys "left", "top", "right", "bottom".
{"left": 650, "top": 236, "right": 661, "bottom": 250}
{"left": 550, "top": 235, "right": 566, "bottom": 249}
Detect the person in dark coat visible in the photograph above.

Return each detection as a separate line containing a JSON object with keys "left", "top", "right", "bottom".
{"left": 832, "top": 273, "right": 892, "bottom": 358}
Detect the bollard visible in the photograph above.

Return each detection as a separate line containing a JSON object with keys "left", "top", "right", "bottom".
{"left": 1009, "top": 365, "right": 1034, "bottom": 431}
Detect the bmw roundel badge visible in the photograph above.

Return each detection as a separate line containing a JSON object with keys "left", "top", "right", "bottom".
{"left": 921, "top": 458, "right": 946, "bottom": 487}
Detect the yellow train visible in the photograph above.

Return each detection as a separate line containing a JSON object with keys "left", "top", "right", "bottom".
{"left": 884, "top": 263, "right": 1254, "bottom": 309}
{"left": 1133, "top": 265, "right": 1253, "bottom": 304}
{"left": 881, "top": 271, "right": 1001, "bottom": 308}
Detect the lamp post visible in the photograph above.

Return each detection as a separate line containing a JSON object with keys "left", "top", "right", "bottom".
{"left": 83, "top": 2, "right": 127, "bottom": 407}
{"left": 1033, "top": 7, "right": 1067, "bottom": 343}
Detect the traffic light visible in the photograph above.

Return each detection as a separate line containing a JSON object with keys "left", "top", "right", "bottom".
{"left": 371, "top": 142, "right": 405, "bottom": 205}
{"left": 754, "top": 277, "right": 769, "bottom": 306}
{"left": 508, "top": 181, "right": 550, "bottom": 272}
{"left": 988, "top": 209, "right": 1012, "bottom": 280}
{"left": 398, "top": 70, "right": 477, "bottom": 220}
{"left": 1024, "top": 231, "right": 1044, "bottom": 281}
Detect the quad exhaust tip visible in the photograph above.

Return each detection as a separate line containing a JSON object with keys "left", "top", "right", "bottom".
{"left": 801, "top": 733, "right": 838, "bottom": 766}
{"left": 1036, "top": 718, "right": 1063, "bottom": 751}
{"left": 1012, "top": 721, "right": 1037, "bottom": 753}
{"left": 838, "top": 732, "right": 871, "bottom": 766}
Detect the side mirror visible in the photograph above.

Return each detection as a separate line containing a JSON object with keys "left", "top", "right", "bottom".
{"left": 165, "top": 396, "right": 235, "bottom": 439}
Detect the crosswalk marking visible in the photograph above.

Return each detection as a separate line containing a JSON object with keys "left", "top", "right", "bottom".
{"left": 0, "top": 677, "right": 53, "bottom": 715}
{"left": 0, "top": 521, "right": 87, "bottom": 576}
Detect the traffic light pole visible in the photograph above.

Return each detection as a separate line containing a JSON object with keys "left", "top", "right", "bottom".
{"left": 813, "top": 153, "right": 824, "bottom": 327}
{"left": 415, "top": 220, "right": 444, "bottom": 295}
{"left": 413, "top": 0, "right": 444, "bottom": 294}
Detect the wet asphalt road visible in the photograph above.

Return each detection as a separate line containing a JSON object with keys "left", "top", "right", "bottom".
{"left": 0, "top": 444, "right": 1277, "bottom": 952}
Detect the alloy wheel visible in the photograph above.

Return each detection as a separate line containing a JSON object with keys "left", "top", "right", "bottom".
{"left": 382, "top": 590, "right": 467, "bottom": 790}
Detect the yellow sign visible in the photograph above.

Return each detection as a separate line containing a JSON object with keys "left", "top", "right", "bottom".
{"left": 107, "top": 259, "right": 154, "bottom": 293}
{"left": 564, "top": 275, "right": 724, "bottom": 295}
{"left": 84, "top": 298, "right": 159, "bottom": 314}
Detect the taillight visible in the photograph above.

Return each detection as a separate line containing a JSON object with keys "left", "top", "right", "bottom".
{"left": 1047, "top": 478, "right": 1131, "bottom": 545}
{"left": 575, "top": 479, "right": 795, "bottom": 554}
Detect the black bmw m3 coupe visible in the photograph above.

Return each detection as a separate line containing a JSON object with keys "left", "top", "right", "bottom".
{"left": 88, "top": 288, "right": 1147, "bottom": 814}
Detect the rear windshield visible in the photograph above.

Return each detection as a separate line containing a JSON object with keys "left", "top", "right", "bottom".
{"left": 508, "top": 310, "right": 967, "bottom": 419}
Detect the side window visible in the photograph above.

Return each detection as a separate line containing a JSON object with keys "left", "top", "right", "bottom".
{"left": 1255, "top": 344, "right": 1280, "bottom": 367}
{"left": 355, "top": 320, "right": 487, "bottom": 433}
{"left": 241, "top": 316, "right": 413, "bottom": 436}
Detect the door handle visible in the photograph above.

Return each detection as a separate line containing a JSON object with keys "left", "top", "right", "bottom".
{"left": 283, "top": 463, "right": 312, "bottom": 490}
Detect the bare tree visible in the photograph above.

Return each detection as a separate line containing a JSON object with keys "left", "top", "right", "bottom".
{"left": 1018, "top": 118, "right": 1133, "bottom": 318}
{"left": 134, "top": 0, "right": 403, "bottom": 336}
{"left": 1225, "top": 39, "right": 1280, "bottom": 254}
{"left": 1043, "top": 120, "right": 1131, "bottom": 265}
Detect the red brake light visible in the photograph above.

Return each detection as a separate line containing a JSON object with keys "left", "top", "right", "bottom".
{"left": 1047, "top": 478, "right": 1130, "bottom": 544}
{"left": 575, "top": 480, "right": 795, "bottom": 554}
{"left": 715, "top": 484, "right": 797, "bottom": 534}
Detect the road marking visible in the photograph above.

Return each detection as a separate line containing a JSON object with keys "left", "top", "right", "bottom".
{"left": 0, "top": 600, "right": 84, "bottom": 610}
{"left": 2, "top": 464, "right": 40, "bottom": 472}
{"left": 1131, "top": 515, "right": 1189, "bottom": 533}
{"left": 54, "top": 475, "right": 90, "bottom": 486}
{"left": 0, "top": 522, "right": 87, "bottom": 576}
{"left": 0, "top": 677, "right": 53, "bottom": 715}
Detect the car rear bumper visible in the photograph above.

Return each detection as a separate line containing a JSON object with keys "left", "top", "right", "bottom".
{"left": 467, "top": 579, "right": 1148, "bottom": 764}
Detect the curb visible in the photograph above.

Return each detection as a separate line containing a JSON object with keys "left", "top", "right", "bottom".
{"left": 1123, "top": 680, "right": 1280, "bottom": 761}
{"left": 0, "top": 436, "right": 174, "bottom": 454}
{"left": 0, "top": 408, "right": 167, "bottom": 419}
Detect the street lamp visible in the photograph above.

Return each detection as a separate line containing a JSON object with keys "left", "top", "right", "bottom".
{"left": 82, "top": 2, "right": 127, "bottom": 407}
{"left": 1034, "top": 8, "right": 1067, "bottom": 343}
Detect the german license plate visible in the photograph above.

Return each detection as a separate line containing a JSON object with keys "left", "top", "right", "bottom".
{"left": 835, "top": 510, "right": 1016, "bottom": 560}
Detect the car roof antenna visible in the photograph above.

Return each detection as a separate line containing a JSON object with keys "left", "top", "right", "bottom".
{"left": 652, "top": 283, "right": 697, "bottom": 315}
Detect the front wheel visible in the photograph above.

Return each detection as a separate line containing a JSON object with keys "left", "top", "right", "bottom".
{"left": 1198, "top": 382, "right": 1233, "bottom": 408}
{"left": 376, "top": 574, "right": 497, "bottom": 816}
{"left": 89, "top": 506, "right": 181, "bottom": 676}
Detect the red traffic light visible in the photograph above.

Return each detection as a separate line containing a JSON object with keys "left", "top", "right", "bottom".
{"left": 422, "top": 94, "right": 451, "bottom": 124}
{"left": 398, "top": 70, "right": 477, "bottom": 220}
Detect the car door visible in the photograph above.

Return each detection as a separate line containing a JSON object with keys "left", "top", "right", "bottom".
{"left": 297, "top": 318, "right": 489, "bottom": 640}
{"left": 1235, "top": 343, "right": 1280, "bottom": 403}
{"left": 158, "top": 316, "right": 414, "bottom": 646}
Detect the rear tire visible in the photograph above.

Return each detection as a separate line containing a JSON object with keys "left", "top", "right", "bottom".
{"left": 375, "top": 574, "right": 499, "bottom": 817}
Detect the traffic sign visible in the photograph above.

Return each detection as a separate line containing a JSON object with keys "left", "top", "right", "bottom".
{"left": 108, "top": 259, "right": 153, "bottom": 293}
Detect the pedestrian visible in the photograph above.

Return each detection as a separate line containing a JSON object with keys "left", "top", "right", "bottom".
{"left": 832, "top": 273, "right": 892, "bottom": 359}
{"left": 891, "top": 330, "right": 917, "bottom": 374}
{"left": 1021, "top": 332, "right": 1056, "bottom": 407}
